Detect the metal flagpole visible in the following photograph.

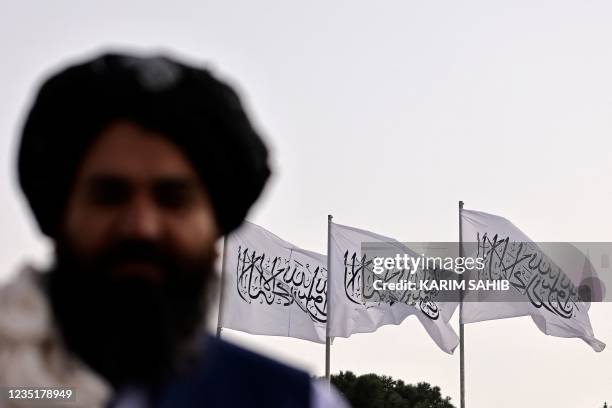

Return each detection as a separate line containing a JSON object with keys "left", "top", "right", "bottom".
{"left": 216, "top": 235, "right": 229, "bottom": 338}
{"left": 458, "top": 200, "right": 466, "bottom": 408}
{"left": 325, "top": 214, "right": 333, "bottom": 385}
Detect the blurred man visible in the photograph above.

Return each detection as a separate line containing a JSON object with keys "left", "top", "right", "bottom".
{"left": 0, "top": 52, "right": 347, "bottom": 407}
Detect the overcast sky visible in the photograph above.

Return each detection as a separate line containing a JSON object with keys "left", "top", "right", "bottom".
{"left": 1, "top": 1, "right": 611, "bottom": 407}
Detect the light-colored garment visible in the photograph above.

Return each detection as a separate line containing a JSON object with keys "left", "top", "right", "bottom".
{"left": 311, "top": 379, "right": 351, "bottom": 408}
{"left": 0, "top": 267, "right": 111, "bottom": 408}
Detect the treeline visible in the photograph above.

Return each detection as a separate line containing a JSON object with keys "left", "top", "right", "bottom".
{"left": 329, "top": 371, "right": 455, "bottom": 408}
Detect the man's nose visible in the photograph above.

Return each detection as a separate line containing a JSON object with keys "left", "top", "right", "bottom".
{"left": 116, "top": 194, "right": 163, "bottom": 241}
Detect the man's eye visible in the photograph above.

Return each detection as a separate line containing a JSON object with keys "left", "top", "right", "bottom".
{"left": 154, "top": 184, "right": 197, "bottom": 209}
{"left": 88, "top": 182, "right": 130, "bottom": 205}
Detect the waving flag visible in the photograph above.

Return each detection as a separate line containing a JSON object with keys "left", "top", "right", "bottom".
{"left": 328, "top": 222, "right": 459, "bottom": 354}
{"left": 220, "top": 221, "right": 327, "bottom": 343}
{"left": 460, "top": 209, "right": 605, "bottom": 352}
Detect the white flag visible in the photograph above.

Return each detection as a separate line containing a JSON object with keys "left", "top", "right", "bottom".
{"left": 460, "top": 209, "right": 606, "bottom": 352}
{"left": 220, "top": 221, "right": 327, "bottom": 343}
{"left": 328, "top": 222, "right": 459, "bottom": 354}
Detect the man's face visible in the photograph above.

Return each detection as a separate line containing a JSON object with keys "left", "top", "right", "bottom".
{"left": 49, "top": 120, "right": 220, "bottom": 386}
{"left": 63, "top": 119, "right": 219, "bottom": 277}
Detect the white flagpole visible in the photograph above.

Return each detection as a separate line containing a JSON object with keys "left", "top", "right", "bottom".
{"left": 325, "top": 214, "right": 333, "bottom": 385}
{"left": 458, "top": 200, "right": 466, "bottom": 408}
{"left": 216, "top": 235, "right": 229, "bottom": 338}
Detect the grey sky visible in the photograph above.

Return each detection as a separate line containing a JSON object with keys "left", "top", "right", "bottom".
{"left": 1, "top": 1, "right": 611, "bottom": 406}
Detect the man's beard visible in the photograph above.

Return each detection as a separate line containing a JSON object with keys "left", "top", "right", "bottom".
{"left": 47, "top": 238, "right": 216, "bottom": 388}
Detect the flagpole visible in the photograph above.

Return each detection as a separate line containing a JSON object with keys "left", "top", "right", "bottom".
{"left": 216, "top": 235, "right": 229, "bottom": 338}
{"left": 458, "top": 200, "right": 466, "bottom": 408}
{"left": 325, "top": 214, "right": 333, "bottom": 385}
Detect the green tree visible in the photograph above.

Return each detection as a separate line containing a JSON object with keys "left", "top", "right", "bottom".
{"left": 329, "top": 371, "right": 455, "bottom": 408}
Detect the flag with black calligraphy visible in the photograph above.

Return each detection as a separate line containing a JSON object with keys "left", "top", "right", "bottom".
{"left": 327, "top": 222, "right": 459, "bottom": 354}
{"left": 460, "top": 209, "right": 605, "bottom": 352}
{"left": 220, "top": 221, "right": 327, "bottom": 343}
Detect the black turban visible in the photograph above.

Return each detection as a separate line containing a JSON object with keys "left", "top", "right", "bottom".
{"left": 18, "top": 52, "right": 271, "bottom": 237}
